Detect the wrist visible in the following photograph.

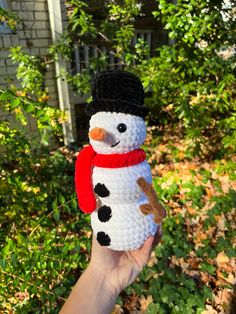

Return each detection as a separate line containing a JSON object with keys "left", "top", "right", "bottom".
{"left": 87, "top": 263, "right": 121, "bottom": 300}
{"left": 60, "top": 263, "right": 119, "bottom": 314}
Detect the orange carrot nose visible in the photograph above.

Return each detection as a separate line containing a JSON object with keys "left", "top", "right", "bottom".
{"left": 89, "top": 127, "right": 106, "bottom": 141}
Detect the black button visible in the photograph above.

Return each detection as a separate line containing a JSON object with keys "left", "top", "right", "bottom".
{"left": 97, "top": 231, "right": 111, "bottom": 246}
{"left": 98, "top": 205, "right": 112, "bottom": 222}
{"left": 94, "top": 183, "right": 110, "bottom": 197}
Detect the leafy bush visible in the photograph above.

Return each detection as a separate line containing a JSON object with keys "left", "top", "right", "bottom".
{"left": 50, "top": 0, "right": 236, "bottom": 158}
{"left": 0, "top": 7, "right": 20, "bottom": 31}
{"left": 0, "top": 1, "right": 235, "bottom": 313}
{"left": 0, "top": 47, "right": 66, "bottom": 145}
{"left": 0, "top": 46, "right": 91, "bottom": 312}
{"left": 140, "top": 0, "right": 236, "bottom": 157}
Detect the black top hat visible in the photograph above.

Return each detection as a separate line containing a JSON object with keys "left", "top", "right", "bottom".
{"left": 85, "top": 70, "right": 148, "bottom": 118}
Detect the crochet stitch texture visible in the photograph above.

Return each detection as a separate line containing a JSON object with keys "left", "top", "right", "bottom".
{"left": 75, "top": 70, "right": 158, "bottom": 250}
{"left": 86, "top": 70, "right": 149, "bottom": 118}
{"left": 75, "top": 144, "right": 146, "bottom": 213}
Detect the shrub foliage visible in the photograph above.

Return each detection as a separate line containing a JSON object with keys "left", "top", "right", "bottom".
{"left": 50, "top": 0, "right": 236, "bottom": 158}
{"left": 0, "top": 0, "right": 235, "bottom": 313}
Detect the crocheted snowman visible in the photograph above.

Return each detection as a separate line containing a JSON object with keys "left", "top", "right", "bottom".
{"left": 75, "top": 70, "right": 166, "bottom": 251}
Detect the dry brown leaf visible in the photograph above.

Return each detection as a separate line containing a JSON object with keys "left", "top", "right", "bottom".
{"left": 179, "top": 257, "right": 189, "bottom": 271}
{"left": 187, "top": 207, "right": 197, "bottom": 215}
{"left": 217, "top": 269, "right": 225, "bottom": 279}
{"left": 147, "top": 251, "right": 158, "bottom": 267}
{"left": 124, "top": 294, "right": 139, "bottom": 312}
{"left": 15, "top": 290, "right": 29, "bottom": 301}
{"left": 224, "top": 273, "right": 235, "bottom": 285}
{"left": 187, "top": 257, "right": 201, "bottom": 269}
{"left": 206, "top": 226, "right": 217, "bottom": 237}
{"left": 202, "top": 305, "right": 218, "bottom": 314}
{"left": 195, "top": 231, "right": 208, "bottom": 243}
{"left": 216, "top": 214, "right": 226, "bottom": 231}
{"left": 214, "top": 289, "right": 232, "bottom": 307}
{"left": 177, "top": 151, "right": 185, "bottom": 160}
{"left": 189, "top": 250, "right": 197, "bottom": 257}
{"left": 83, "top": 230, "right": 93, "bottom": 238}
{"left": 215, "top": 278, "right": 227, "bottom": 287}
{"left": 140, "top": 295, "right": 153, "bottom": 312}
{"left": 219, "top": 175, "right": 231, "bottom": 193}
{"left": 219, "top": 261, "right": 233, "bottom": 272}
{"left": 229, "top": 257, "right": 236, "bottom": 269}
{"left": 205, "top": 187, "right": 214, "bottom": 198}
{"left": 200, "top": 271, "right": 215, "bottom": 284}
{"left": 171, "top": 255, "right": 179, "bottom": 266}
{"left": 184, "top": 269, "right": 200, "bottom": 278}
{"left": 112, "top": 304, "right": 124, "bottom": 314}
{"left": 215, "top": 251, "right": 233, "bottom": 274}
{"left": 215, "top": 270, "right": 234, "bottom": 287}
{"left": 159, "top": 144, "right": 166, "bottom": 152}
{"left": 172, "top": 207, "right": 184, "bottom": 214}
{"left": 216, "top": 251, "right": 229, "bottom": 266}
{"left": 171, "top": 256, "right": 189, "bottom": 271}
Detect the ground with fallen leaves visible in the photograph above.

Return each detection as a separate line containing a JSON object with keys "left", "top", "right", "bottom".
{"left": 112, "top": 125, "right": 236, "bottom": 314}
{"left": 1, "top": 125, "right": 235, "bottom": 313}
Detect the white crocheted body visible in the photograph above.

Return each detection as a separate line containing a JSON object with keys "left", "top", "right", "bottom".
{"left": 91, "top": 160, "right": 158, "bottom": 250}
{"left": 89, "top": 111, "right": 158, "bottom": 250}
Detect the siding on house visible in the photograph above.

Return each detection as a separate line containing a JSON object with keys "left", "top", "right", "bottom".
{"left": 0, "top": 0, "right": 58, "bottom": 106}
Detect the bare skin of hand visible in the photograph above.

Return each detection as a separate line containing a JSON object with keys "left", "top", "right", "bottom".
{"left": 137, "top": 177, "right": 167, "bottom": 224}
{"left": 60, "top": 228, "right": 162, "bottom": 314}
{"left": 90, "top": 226, "right": 162, "bottom": 296}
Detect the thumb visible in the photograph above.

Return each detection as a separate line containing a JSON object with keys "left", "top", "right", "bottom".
{"left": 137, "top": 236, "right": 154, "bottom": 269}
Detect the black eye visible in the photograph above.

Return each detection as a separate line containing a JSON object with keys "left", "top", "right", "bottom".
{"left": 117, "top": 123, "right": 127, "bottom": 133}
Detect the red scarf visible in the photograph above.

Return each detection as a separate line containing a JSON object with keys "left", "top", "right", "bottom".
{"left": 75, "top": 145, "right": 146, "bottom": 213}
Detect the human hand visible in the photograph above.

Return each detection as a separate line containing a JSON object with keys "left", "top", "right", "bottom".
{"left": 89, "top": 226, "right": 162, "bottom": 297}
{"left": 60, "top": 227, "right": 162, "bottom": 314}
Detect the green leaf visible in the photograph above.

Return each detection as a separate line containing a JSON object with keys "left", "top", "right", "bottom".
{"left": 11, "top": 97, "right": 21, "bottom": 108}
{"left": 0, "top": 259, "right": 6, "bottom": 270}
{"left": 200, "top": 263, "right": 216, "bottom": 275}
{"left": 59, "top": 194, "right": 65, "bottom": 204}
{"left": 25, "top": 103, "right": 34, "bottom": 113}
{"left": 71, "top": 198, "right": 78, "bottom": 210}
{"left": 52, "top": 199, "right": 58, "bottom": 210}
{"left": 53, "top": 209, "right": 60, "bottom": 222}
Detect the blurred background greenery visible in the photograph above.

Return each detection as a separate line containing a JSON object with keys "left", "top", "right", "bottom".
{"left": 0, "top": 0, "right": 235, "bottom": 313}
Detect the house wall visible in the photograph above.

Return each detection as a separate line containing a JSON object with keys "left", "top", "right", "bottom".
{"left": 0, "top": 0, "right": 58, "bottom": 126}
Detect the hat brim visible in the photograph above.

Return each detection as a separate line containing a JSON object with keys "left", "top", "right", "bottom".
{"left": 85, "top": 99, "right": 149, "bottom": 118}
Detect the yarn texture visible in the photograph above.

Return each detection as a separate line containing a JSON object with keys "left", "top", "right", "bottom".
{"left": 74, "top": 70, "right": 163, "bottom": 251}
{"left": 86, "top": 70, "right": 149, "bottom": 118}
{"left": 75, "top": 145, "right": 146, "bottom": 214}
{"left": 91, "top": 159, "right": 157, "bottom": 250}
{"left": 75, "top": 145, "right": 96, "bottom": 214}
{"left": 89, "top": 112, "right": 146, "bottom": 154}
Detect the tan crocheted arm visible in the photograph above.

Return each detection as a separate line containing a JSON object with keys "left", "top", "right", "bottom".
{"left": 137, "top": 177, "right": 167, "bottom": 224}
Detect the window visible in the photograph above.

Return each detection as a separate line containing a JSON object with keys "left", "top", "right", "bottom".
{"left": 0, "top": 0, "right": 14, "bottom": 34}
